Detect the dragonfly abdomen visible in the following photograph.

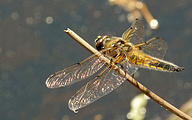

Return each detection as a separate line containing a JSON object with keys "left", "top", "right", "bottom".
{"left": 148, "top": 59, "right": 184, "bottom": 72}
{"left": 127, "top": 51, "right": 184, "bottom": 72}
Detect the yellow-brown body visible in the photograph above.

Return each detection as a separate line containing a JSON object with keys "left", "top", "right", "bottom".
{"left": 95, "top": 36, "right": 184, "bottom": 72}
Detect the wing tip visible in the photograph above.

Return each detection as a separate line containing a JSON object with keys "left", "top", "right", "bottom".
{"left": 68, "top": 99, "right": 79, "bottom": 113}
{"left": 45, "top": 74, "right": 58, "bottom": 88}
{"left": 45, "top": 78, "right": 53, "bottom": 88}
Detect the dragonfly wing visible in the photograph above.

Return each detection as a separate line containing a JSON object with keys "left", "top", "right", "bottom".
{"left": 120, "top": 59, "right": 138, "bottom": 76}
{"left": 122, "top": 18, "right": 144, "bottom": 44}
{"left": 46, "top": 54, "right": 106, "bottom": 88}
{"left": 137, "top": 37, "right": 168, "bottom": 59}
{"left": 68, "top": 65, "right": 127, "bottom": 112}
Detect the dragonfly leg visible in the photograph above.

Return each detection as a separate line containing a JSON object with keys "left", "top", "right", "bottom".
{"left": 132, "top": 74, "right": 135, "bottom": 78}
{"left": 119, "top": 63, "right": 127, "bottom": 78}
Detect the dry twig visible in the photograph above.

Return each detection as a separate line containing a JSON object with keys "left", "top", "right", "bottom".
{"left": 64, "top": 28, "right": 192, "bottom": 120}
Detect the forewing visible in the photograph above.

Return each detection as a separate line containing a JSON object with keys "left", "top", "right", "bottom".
{"left": 139, "top": 37, "right": 168, "bottom": 59}
{"left": 122, "top": 18, "right": 144, "bottom": 44}
{"left": 46, "top": 53, "right": 106, "bottom": 88}
{"left": 68, "top": 65, "right": 126, "bottom": 112}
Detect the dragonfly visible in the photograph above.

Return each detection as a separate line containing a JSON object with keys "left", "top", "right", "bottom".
{"left": 46, "top": 18, "right": 184, "bottom": 113}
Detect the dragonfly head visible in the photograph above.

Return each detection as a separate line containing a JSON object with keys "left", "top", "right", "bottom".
{"left": 95, "top": 35, "right": 110, "bottom": 51}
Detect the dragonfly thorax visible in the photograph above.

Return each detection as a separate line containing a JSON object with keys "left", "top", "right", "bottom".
{"left": 95, "top": 35, "right": 132, "bottom": 50}
{"left": 95, "top": 35, "right": 133, "bottom": 63}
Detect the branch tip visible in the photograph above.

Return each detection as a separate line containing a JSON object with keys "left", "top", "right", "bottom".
{"left": 64, "top": 28, "right": 71, "bottom": 33}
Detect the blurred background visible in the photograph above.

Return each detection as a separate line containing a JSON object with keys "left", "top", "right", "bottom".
{"left": 0, "top": 0, "right": 192, "bottom": 120}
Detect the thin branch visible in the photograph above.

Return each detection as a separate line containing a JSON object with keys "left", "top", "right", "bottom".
{"left": 64, "top": 28, "right": 192, "bottom": 120}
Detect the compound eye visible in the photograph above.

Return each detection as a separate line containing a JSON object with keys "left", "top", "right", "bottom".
{"left": 95, "top": 35, "right": 110, "bottom": 51}
{"left": 103, "top": 35, "right": 110, "bottom": 38}
{"left": 95, "top": 37, "right": 103, "bottom": 51}
{"left": 95, "top": 35, "right": 102, "bottom": 43}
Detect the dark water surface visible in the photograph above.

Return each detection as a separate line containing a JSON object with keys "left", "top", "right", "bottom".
{"left": 0, "top": 0, "right": 192, "bottom": 120}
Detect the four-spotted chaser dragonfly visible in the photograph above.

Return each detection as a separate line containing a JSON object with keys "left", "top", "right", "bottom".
{"left": 46, "top": 18, "right": 184, "bottom": 113}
